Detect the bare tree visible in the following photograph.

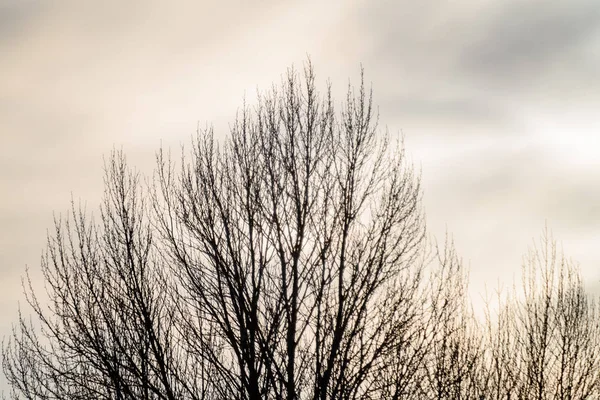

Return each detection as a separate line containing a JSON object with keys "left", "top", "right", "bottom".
{"left": 418, "top": 238, "right": 483, "bottom": 400}
{"left": 9, "top": 61, "right": 598, "bottom": 400}
{"left": 4, "top": 62, "right": 427, "bottom": 400}
{"left": 2, "top": 153, "right": 198, "bottom": 399}
{"left": 480, "top": 289, "right": 521, "bottom": 400}
{"left": 152, "top": 62, "right": 426, "bottom": 400}
{"left": 480, "top": 228, "right": 600, "bottom": 400}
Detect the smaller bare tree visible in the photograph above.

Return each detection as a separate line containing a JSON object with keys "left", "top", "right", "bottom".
{"left": 2, "top": 153, "right": 196, "bottom": 400}
{"left": 481, "top": 228, "right": 600, "bottom": 400}
{"left": 417, "top": 238, "right": 483, "bottom": 400}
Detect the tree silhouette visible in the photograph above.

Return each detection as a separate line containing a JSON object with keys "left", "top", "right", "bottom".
{"left": 4, "top": 62, "right": 600, "bottom": 400}
{"left": 479, "top": 228, "right": 600, "bottom": 400}
{"left": 3, "top": 62, "right": 427, "bottom": 400}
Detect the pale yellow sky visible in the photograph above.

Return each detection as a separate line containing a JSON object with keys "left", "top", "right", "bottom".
{"left": 1, "top": 0, "right": 600, "bottom": 390}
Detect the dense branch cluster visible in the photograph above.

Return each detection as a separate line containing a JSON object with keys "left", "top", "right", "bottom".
{"left": 3, "top": 64, "right": 600, "bottom": 400}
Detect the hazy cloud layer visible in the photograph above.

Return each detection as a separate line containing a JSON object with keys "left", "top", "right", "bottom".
{"left": 462, "top": 1, "right": 600, "bottom": 85}
{"left": 1, "top": 1, "right": 599, "bottom": 389}
{"left": 349, "top": 0, "right": 600, "bottom": 295}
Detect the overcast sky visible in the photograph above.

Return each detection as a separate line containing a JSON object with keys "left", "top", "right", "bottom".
{"left": 1, "top": 0, "right": 600, "bottom": 389}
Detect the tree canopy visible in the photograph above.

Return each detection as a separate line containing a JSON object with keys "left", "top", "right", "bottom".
{"left": 4, "top": 62, "right": 600, "bottom": 400}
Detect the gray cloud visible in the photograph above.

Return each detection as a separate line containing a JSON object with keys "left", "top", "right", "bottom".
{"left": 355, "top": 0, "right": 600, "bottom": 291}
{"left": 461, "top": 1, "right": 600, "bottom": 84}
{"left": 1, "top": 1, "right": 600, "bottom": 391}
{"left": 428, "top": 144, "right": 600, "bottom": 232}
{"left": 379, "top": 92, "right": 516, "bottom": 135}
{"left": 0, "top": 0, "right": 44, "bottom": 38}
{"left": 359, "top": 0, "right": 600, "bottom": 126}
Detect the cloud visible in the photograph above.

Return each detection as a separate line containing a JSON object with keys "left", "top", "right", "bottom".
{"left": 357, "top": 0, "right": 600, "bottom": 132}
{"left": 352, "top": 2, "right": 600, "bottom": 291}
{"left": 1, "top": 6, "right": 599, "bottom": 394}
{"left": 461, "top": 1, "right": 600, "bottom": 85}
{"left": 429, "top": 143, "right": 600, "bottom": 230}
{"left": 0, "top": 0, "right": 45, "bottom": 39}
{"left": 378, "top": 92, "right": 516, "bottom": 136}
{"left": 0, "top": 0, "right": 365, "bottom": 309}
